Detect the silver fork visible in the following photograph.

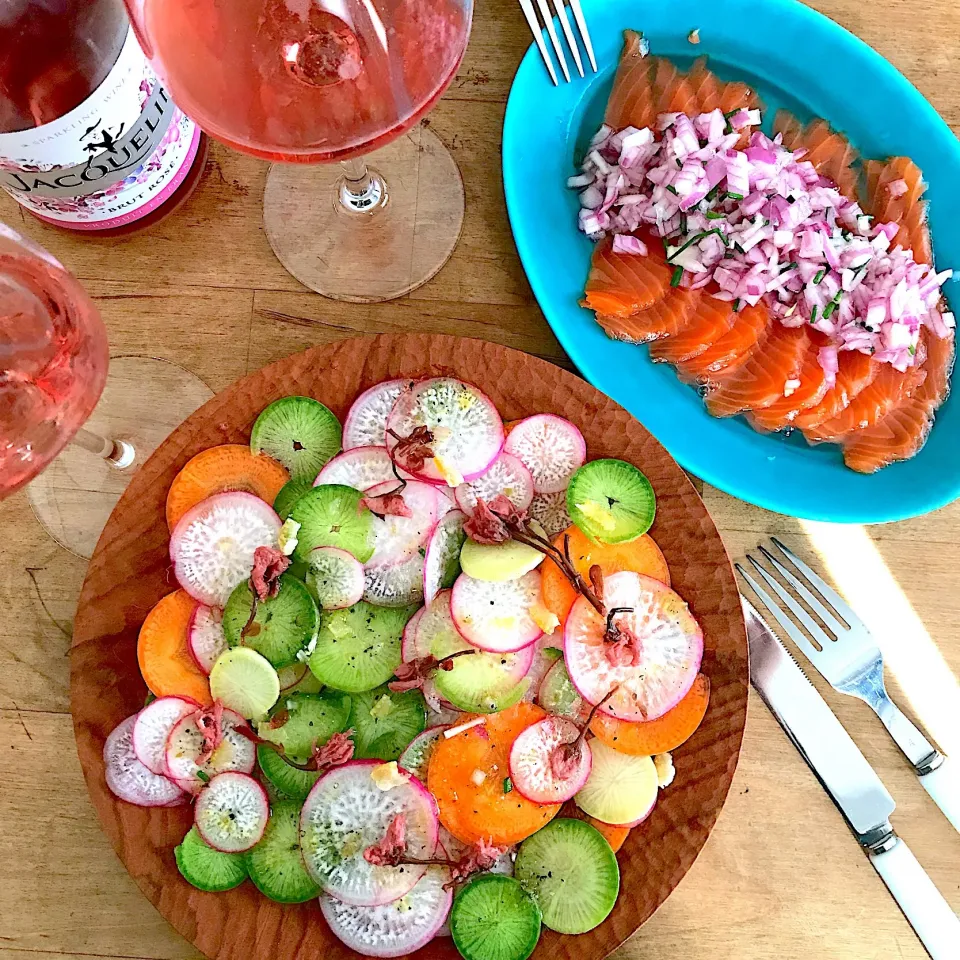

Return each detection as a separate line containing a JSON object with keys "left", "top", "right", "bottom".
{"left": 737, "top": 537, "right": 960, "bottom": 835}
{"left": 518, "top": 0, "right": 597, "bottom": 86}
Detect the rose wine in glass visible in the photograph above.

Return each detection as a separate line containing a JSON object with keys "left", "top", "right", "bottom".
{"left": 124, "top": 0, "right": 474, "bottom": 301}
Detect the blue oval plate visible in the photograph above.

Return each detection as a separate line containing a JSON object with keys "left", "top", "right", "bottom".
{"left": 503, "top": 0, "right": 960, "bottom": 522}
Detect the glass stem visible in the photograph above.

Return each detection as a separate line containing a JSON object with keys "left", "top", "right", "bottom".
{"left": 338, "top": 156, "right": 387, "bottom": 214}
{"left": 72, "top": 427, "right": 136, "bottom": 470}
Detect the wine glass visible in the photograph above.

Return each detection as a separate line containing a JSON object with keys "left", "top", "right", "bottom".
{"left": 0, "top": 223, "right": 212, "bottom": 558}
{"left": 123, "top": 0, "right": 474, "bottom": 303}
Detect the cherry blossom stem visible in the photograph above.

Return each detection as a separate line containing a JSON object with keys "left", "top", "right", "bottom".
{"left": 509, "top": 528, "right": 605, "bottom": 615}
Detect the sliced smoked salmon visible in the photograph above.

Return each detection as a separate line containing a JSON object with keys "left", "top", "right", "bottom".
{"left": 604, "top": 31, "right": 657, "bottom": 130}
{"left": 596, "top": 286, "right": 700, "bottom": 344}
{"left": 649, "top": 296, "right": 736, "bottom": 363}
{"left": 792, "top": 350, "right": 879, "bottom": 431}
{"left": 774, "top": 113, "right": 859, "bottom": 198}
{"left": 584, "top": 235, "right": 674, "bottom": 318}
{"left": 675, "top": 304, "right": 769, "bottom": 382}
{"left": 862, "top": 157, "right": 931, "bottom": 264}
{"left": 686, "top": 58, "right": 722, "bottom": 113}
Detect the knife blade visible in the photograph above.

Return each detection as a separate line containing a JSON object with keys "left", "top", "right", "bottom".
{"left": 744, "top": 597, "right": 960, "bottom": 960}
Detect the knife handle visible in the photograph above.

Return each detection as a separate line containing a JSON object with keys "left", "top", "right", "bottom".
{"left": 920, "top": 760, "right": 960, "bottom": 834}
{"left": 869, "top": 836, "right": 960, "bottom": 960}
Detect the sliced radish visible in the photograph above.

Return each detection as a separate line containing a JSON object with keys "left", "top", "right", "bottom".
{"left": 521, "top": 639, "right": 564, "bottom": 705}
{"left": 104, "top": 714, "right": 185, "bottom": 807}
{"left": 307, "top": 546, "right": 365, "bottom": 609}
{"left": 454, "top": 453, "right": 534, "bottom": 517}
{"left": 194, "top": 771, "right": 268, "bottom": 853}
{"left": 509, "top": 716, "right": 592, "bottom": 804}
{"left": 133, "top": 696, "right": 200, "bottom": 776}
{"left": 300, "top": 759, "right": 439, "bottom": 906}
{"left": 343, "top": 379, "right": 414, "bottom": 450}
{"left": 320, "top": 864, "right": 452, "bottom": 958}
{"left": 422, "top": 680, "right": 460, "bottom": 723}
{"left": 415, "top": 589, "right": 461, "bottom": 658}
{"left": 365, "top": 480, "right": 441, "bottom": 567}
{"left": 315, "top": 446, "right": 396, "bottom": 490}
{"left": 386, "top": 378, "right": 504, "bottom": 484}
{"left": 170, "top": 492, "right": 281, "bottom": 607}
{"left": 398, "top": 725, "right": 449, "bottom": 782}
{"left": 574, "top": 740, "right": 658, "bottom": 825}
{"left": 164, "top": 706, "right": 256, "bottom": 793}
{"left": 564, "top": 572, "right": 703, "bottom": 722}
{"left": 400, "top": 607, "right": 427, "bottom": 661}
{"left": 451, "top": 570, "right": 543, "bottom": 653}
{"left": 423, "top": 509, "right": 466, "bottom": 607}
{"left": 364, "top": 553, "right": 425, "bottom": 607}
{"left": 504, "top": 414, "right": 586, "bottom": 494}
{"left": 187, "top": 604, "right": 226, "bottom": 675}
{"left": 278, "top": 663, "right": 307, "bottom": 691}
{"left": 528, "top": 490, "right": 573, "bottom": 539}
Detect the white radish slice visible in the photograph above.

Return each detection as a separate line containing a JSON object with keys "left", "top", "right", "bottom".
{"left": 278, "top": 663, "right": 307, "bottom": 691}
{"left": 105, "top": 714, "right": 185, "bottom": 807}
{"left": 423, "top": 509, "right": 466, "bottom": 607}
{"left": 422, "top": 684, "right": 460, "bottom": 724}
{"left": 397, "top": 725, "right": 449, "bottom": 782}
{"left": 307, "top": 545, "right": 365, "bottom": 609}
{"left": 414, "top": 589, "right": 462, "bottom": 658}
{"left": 564, "top": 571, "right": 703, "bottom": 722}
{"left": 454, "top": 452, "right": 534, "bottom": 517}
{"left": 365, "top": 480, "right": 441, "bottom": 567}
{"left": 133, "top": 696, "right": 200, "bottom": 776}
{"left": 386, "top": 378, "right": 504, "bottom": 484}
{"left": 315, "top": 446, "right": 396, "bottom": 490}
{"left": 509, "top": 716, "right": 592, "bottom": 804}
{"left": 194, "top": 771, "right": 268, "bottom": 853}
{"left": 320, "top": 864, "right": 452, "bottom": 958}
{"left": 164, "top": 706, "right": 256, "bottom": 794}
{"left": 450, "top": 570, "right": 544, "bottom": 653}
{"left": 300, "top": 759, "right": 439, "bottom": 906}
{"left": 363, "top": 553, "right": 425, "bottom": 607}
{"left": 170, "top": 492, "right": 281, "bottom": 607}
{"left": 528, "top": 490, "right": 573, "bottom": 539}
{"left": 574, "top": 740, "right": 658, "bottom": 825}
{"left": 343, "top": 379, "right": 414, "bottom": 450}
{"left": 504, "top": 414, "right": 586, "bottom": 494}
{"left": 400, "top": 607, "right": 427, "bottom": 661}
{"left": 521, "top": 639, "right": 564, "bottom": 705}
{"left": 187, "top": 604, "right": 226, "bottom": 675}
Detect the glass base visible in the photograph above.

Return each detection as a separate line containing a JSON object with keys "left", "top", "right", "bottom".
{"left": 27, "top": 355, "right": 214, "bottom": 559}
{"left": 263, "top": 123, "right": 465, "bottom": 302}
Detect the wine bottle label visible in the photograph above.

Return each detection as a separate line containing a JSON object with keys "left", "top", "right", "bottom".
{"left": 0, "top": 29, "right": 201, "bottom": 230}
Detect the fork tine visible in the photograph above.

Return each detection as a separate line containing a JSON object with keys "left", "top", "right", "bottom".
{"left": 518, "top": 0, "right": 559, "bottom": 85}
{"left": 566, "top": 0, "right": 597, "bottom": 71}
{"left": 533, "top": 0, "right": 570, "bottom": 81}
{"left": 550, "top": 0, "right": 584, "bottom": 77}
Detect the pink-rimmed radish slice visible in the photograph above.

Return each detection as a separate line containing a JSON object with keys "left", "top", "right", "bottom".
{"left": 564, "top": 571, "right": 703, "bottom": 722}
{"left": 320, "top": 863, "right": 452, "bottom": 958}
{"left": 619, "top": 791, "right": 657, "bottom": 828}
{"left": 454, "top": 452, "right": 534, "bottom": 517}
{"left": 574, "top": 740, "right": 658, "bottom": 825}
{"left": 363, "top": 553, "right": 425, "bottom": 607}
{"left": 386, "top": 378, "right": 504, "bottom": 484}
{"left": 170, "top": 492, "right": 281, "bottom": 607}
{"left": 299, "top": 759, "right": 439, "bottom": 906}
{"left": 400, "top": 607, "right": 427, "bottom": 661}
{"left": 105, "top": 714, "right": 185, "bottom": 807}
{"left": 521, "top": 640, "right": 564, "bottom": 705}
{"left": 194, "top": 771, "right": 268, "bottom": 853}
{"left": 365, "top": 480, "right": 441, "bottom": 567}
{"left": 398, "top": 724, "right": 450, "bottom": 782}
{"left": 528, "top": 490, "right": 573, "bottom": 539}
{"left": 278, "top": 663, "right": 307, "bottom": 691}
{"left": 314, "top": 446, "right": 396, "bottom": 490}
{"left": 343, "top": 379, "right": 414, "bottom": 450}
{"left": 509, "top": 716, "right": 592, "bottom": 804}
{"left": 423, "top": 509, "right": 466, "bottom": 607}
{"left": 306, "top": 545, "right": 365, "bottom": 609}
{"left": 133, "top": 696, "right": 200, "bottom": 776}
{"left": 504, "top": 414, "right": 586, "bottom": 494}
{"left": 187, "top": 604, "right": 226, "bottom": 675}
{"left": 451, "top": 570, "right": 543, "bottom": 653}
{"left": 164, "top": 706, "right": 256, "bottom": 794}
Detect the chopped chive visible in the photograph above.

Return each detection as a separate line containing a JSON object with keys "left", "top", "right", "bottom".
{"left": 732, "top": 298, "right": 741, "bottom": 311}
{"left": 680, "top": 213, "right": 688, "bottom": 234}
{"left": 813, "top": 268, "right": 826, "bottom": 284}
{"left": 782, "top": 261, "right": 798, "bottom": 272}
{"left": 676, "top": 158, "right": 683, "bottom": 169}
{"left": 196, "top": 770, "right": 210, "bottom": 784}
{"left": 705, "top": 184, "right": 721, "bottom": 202}
{"left": 733, "top": 242, "right": 745, "bottom": 255}
{"left": 706, "top": 210, "right": 724, "bottom": 220}
{"left": 810, "top": 305, "right": 819, "bottom": 323}
{"left": 503, "top": 777, "right": 513, "bottom": 794}
{"left": 671, "top": 266, "right": 683, "bottom": 287}
{"left": 723, "top": 108, "right": 741, "bottom": 119}
{"left": 822, "top": 301, "right": 837, "bottom": 320}
{"left": 666, "top": 184, "right": 678, "bottom": 196}
{"left": 725, "top": 192, "right": 744, "bottom": 201}
{"left": 666, "top": 228, "right": 726, "bottom": 262}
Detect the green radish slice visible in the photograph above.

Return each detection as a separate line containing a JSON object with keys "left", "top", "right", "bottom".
{"left": 349, "top": 685, "right": 426, "bottom": 761}
{"left": 209, "top": 647, "right": 280, "bottom": 720}
{"left": 277, "top": 663, "right": 307, "bottom": 691}
{"left": 397, "top": 724, "right": 449, "bottom": 781}
{"left": 187, "top": 604, "right": 226, "bottom": 675}
{"left": 423, "top": 509, "right": 466, "bottom": 606}
{"left": 343, "top": 379, "right": 414, "bottom": 450}
{"left": 273, "top": 479, "right": 312, "bottom": 521}
{"left": 566, "top": 458, "right": 655, "bottom": 544}
{"left": 164, "top": 706, "right": 256, "bottom": 793}
{"left": 451, "top": 570, "right": 544, "bottom": 653}
{"left": 508, "top": 717, "right": 591, "bottom": 804}
{"left": 315, "top": 446, "right": 396, "bottom": 490}
{"left": 194, "top": 771, "right": 269, "bottom": 853}
{"left": 299, "top": 759, "right": 439, "bottom": 906}
{"left": 574, "top": 739, "right": 658, "bottom": 824}
{"left": 528, "top": 491, "right": 572, "bottom": 539}
{"left": 175, "top": 825, "right": 248, "bottom": 892}
{"left": 288, "top": 484, "right": 375, "bottom": 564}
{"left": 514, "top": 818, "right": 619, "bottom": 934}
{"left": 251, "top": 396, "right": 342, "bottom": 482}
{"left": 363, "top": 554, "right": 425, "bottom": 608}
{"left": 536, "top": 659, "right": 586, "bottom": 721}
{"left": 450, "top": 875, "right": 542, "bottom": 960}
{"left": 459, "top": 537, "right": 544, "bottom": 583}
{"left": 222, "top": 574, "right": 319, "bottom": 668}
{"left": 255, "top": 690, "right": 352, "bottom": 763}
{"left": 305, "top": 546, "right": 365, "bottom": 609}
{"left": 257, "top": 744, "right": 321, "bottom": 800}
{"left": 246, "top": 799, "right": 321, "bottom": 902}
{"left": 503, "top": 414, "right": 586, "bottom": 495}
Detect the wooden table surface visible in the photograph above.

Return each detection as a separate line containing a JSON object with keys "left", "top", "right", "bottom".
{"left": 2, "top": 1, "right": 959, "bottom": 958}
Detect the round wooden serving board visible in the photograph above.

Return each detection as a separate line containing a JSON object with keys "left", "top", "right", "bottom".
{"left": 70, "top": 333, "right": 748, "bottom": 960}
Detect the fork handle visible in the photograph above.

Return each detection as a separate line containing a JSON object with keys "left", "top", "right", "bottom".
{"left": 920, "top": 759, "right": 960, "bottom": 834}
{"left": 872, "top": 693, "right": 940, "bottom": 770}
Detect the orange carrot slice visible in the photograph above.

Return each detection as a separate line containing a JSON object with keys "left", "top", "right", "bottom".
{"left": 165, "top": 444, "right": 289, "bottom": 530}
{"left": 137, "top": 590, "right": 212, "bottom": 705}
{"left": 427, "top": 703, "right": 561, "bottom": 845}
{"left": 564, "top": 804, "right": 631, "bottom": 852}
{"left": 590, "top": 673, "right": 710, "bottom": 755}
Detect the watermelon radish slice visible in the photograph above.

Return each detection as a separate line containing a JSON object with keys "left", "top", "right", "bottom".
{"left": 451, "top": 570, "right": 543, "bottom": 653}
{"left": 397, "top": 725, "right": 449, "bottom": 782}
{"left": 315, "top": 446, "right": 396, "bottom": 490}
{"left": 105, "top": 715, "right": 185, "bottom": 807}
{"left": 564, "top": 572, "right": 703, "bottom": 722}
{"left": 509, "top": 716, "right": 592, "bottom": 804}
{"left": 386, "top": 378, "right": 504, "bottom": 484}
{"left": 504, "top": 415, "right": 586, "bottom": 494}
{"left": 343, "top": 379, "right": 413, "bottom": 450}
{"left": 528, "top": 490, "right": 573, "bottom": 539}
{"left": 536, "top": 658, "right": 587, "bottom": 721}
{"left": 194, "top": 771, "right": 268, "bottom": 853}
{"left": 305, "top": 546, "right": 365, "bottom": 610}
{"left": 133, "top": 696, "right": 200, "bottom": 776}
{"left": 320, "top": 864, "right": 452, "bottom": 958}
{"left": 164, "top": 706, "right": 256, "bottom": 793}
{"left": 365, "top": 480, "right": 441, "bottom": 568}
{"left": 187, "top": 604, "right": 226, "bottom": 675}
{"left": 454, "top": 453, "right": 534, "bottom": 517}
{"left": 363, "top": 553, "right": 425, "bottom": 608}
{"left": 423, "top": 509, "right": 466, "bottom": 607}
{"left": 299, "top": 759, "right": 439, "bottom": 906}
{"left": 170, "top": 492, "right": 281, "bottom": 607}
{"left": 400, "top": 607, "right": 427, "bottom": 661}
